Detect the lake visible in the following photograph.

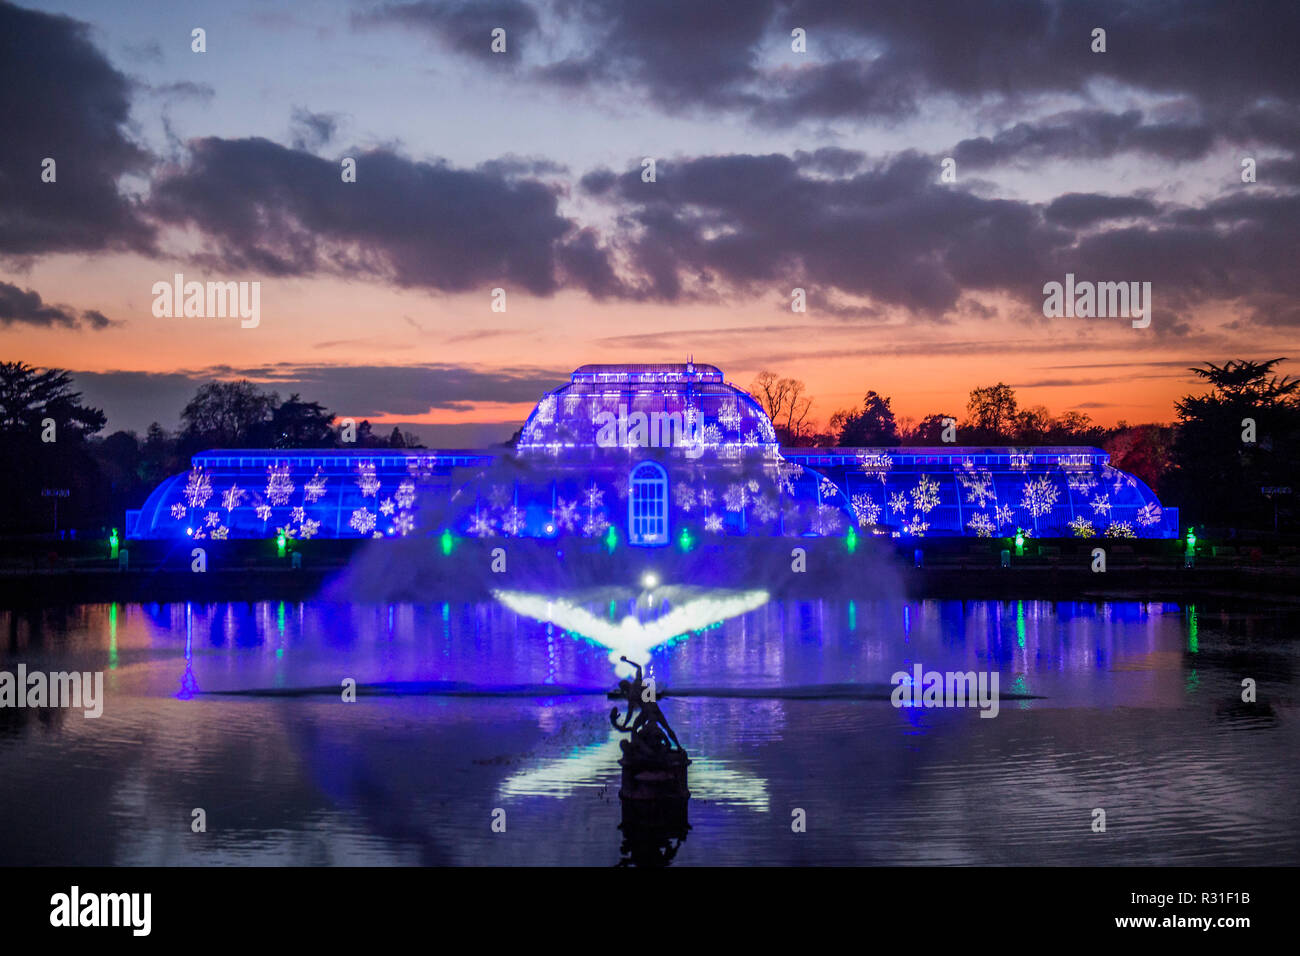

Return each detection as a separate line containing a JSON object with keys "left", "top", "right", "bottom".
{"left": 1, "top": 591, "right": 1295, "bottom": 865}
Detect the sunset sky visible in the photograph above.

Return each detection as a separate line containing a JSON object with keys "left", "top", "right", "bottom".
{"left": 3, "top": 0, "right": 1298, "bottom": 445}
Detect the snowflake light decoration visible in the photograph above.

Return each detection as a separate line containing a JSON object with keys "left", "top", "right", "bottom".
{"left": 1102, "top": 464, "right": 1137, "bottom": 494}
{"left": 1068, "top": 516, "right": 1095, "bottom": 537}
{"left": 1136, "top": 502, "right": 1162, "bottom": 527}
{"left": 1020, "top": 475, "right": 1059, "bottom": 518}
{"left": 500, "top": 506, "right": 526, "bottom": 536}
{"left": 554, "top": 498, "right": 578, "bottom": 531}
{"left": 910, "top": 475, "right": 941, "bottom": 513}
{"left": 304, "top": 469, "right": 328, "bottom": 503}
{"left": 468, "top": 512, "right": 496, "bottom": 537}
{"left": 704, "top": 513, "right": 725, "bottom": 533}
{"left": 775, "top": 460, "right": 804, "bottom": 494}
{"left": 1104, "top": 521, "right": 1136, "bottom": 538}
{"left": 298, "top": 519, "right": 321, "bottom": 539}
{"left": 291, "top": 506, "right": 305, "bottom": 524}
{"left": 393, "top": 512, "right": 415, "bottom": 536}
{"left": 753, "top": 495, "right": 779, "bottom": 523}
{"left": 349, "top": 507, "right": 376, "bottom": 534}
{"left": 851, "top": 493, "right": 881, "bottom": 526}
{"left": 889, "top": 491, "right": 908, "bottom": 514}
{"left": 582, "top": 483, "right": 604, "bottom": 511}
{"left": 255, "top": 504, "right": 272, "bottom": 522}
{"left": 724, "top": 483, "right": 749, "bottom": 513}
{"left": 266, "top": 464, "right": 294, "bottom": 506}
{"left": 379, "top": 498, "right": 395, "bottom": 516}
{"left": 395, "top": 479, "right": 416, "bottom": 509}
{"left": 698, "top": 486, "right": 716, "bottom": 509}
{"left": 966, "top": 512, "right": 995, "bottom": 537}
{"left": 210, "top": 526, "right": 229, "bottom": 540}
{"left": 812, "top": 504, "right": 843, "bottom": 534}
{"left": 1090, "top": 495, "right": 1112, "bottom": 516}
{"left": 184, "top": 468, "right": 213, "bottom": 508}
{"left": 221, "top": 483, "right": 246, "bottom": 511}
{"left": 903, "top": 514, "right": 929, "bottom": 536}
{"left": 583, "top": 512, "right": 610, "bottom": 537}
{"left": 204, "top": 511, "right": 221, "bottom": 527}
{"left": 170, "top": 503, "right": 187, "bottom": 519}
{"left": 995, "top": 503, "right": 1015, "bottom": 528}
{"left": 355, "top": 462, "right": 380, "bottom": 498}
{"left": 957, "top": 467, "right": 996, "bottom": 508}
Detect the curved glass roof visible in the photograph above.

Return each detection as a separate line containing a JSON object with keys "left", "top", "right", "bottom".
{"left": 516, "top": 363, "right": 778, "bottom": 454}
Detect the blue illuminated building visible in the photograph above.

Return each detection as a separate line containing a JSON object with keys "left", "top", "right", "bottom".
{"left": 127, "top": 363, "right": 1178, "bottom": 541}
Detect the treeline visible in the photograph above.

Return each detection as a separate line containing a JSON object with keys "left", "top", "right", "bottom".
{"left": 0, "top": 365, "right": 421, "bottom": 535}
{"left": 749, "top": 359, "right": 1299, "bottom": 533}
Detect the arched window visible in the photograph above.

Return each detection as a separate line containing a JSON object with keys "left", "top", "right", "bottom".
{"left": 628, "top": 461, "right": 669, "bottom": 546}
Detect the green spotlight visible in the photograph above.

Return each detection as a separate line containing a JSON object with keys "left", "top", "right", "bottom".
{"left": 1014, "top": 530, "right": 1025, "bottom": 556}
{"left": 440, "top": 529, "right": 454, "bottom": 555}
{"left": 605, "top": 525, "right": 619, "bottom": 553}
{"left": 678, "top": 527, "right": 694, "bottom": 552}
{"left": 276, "top": 533, "right": 287, "bottom": 558}
{"left": 108, "top": 528, "right": 119, "bottom": 559}
{"left": 846, "top": 526, "right": 858, "bottom": 553}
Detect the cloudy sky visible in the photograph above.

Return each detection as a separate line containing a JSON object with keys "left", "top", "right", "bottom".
{"left": 2, "top": 0, "right": 1297, "bottom": 443}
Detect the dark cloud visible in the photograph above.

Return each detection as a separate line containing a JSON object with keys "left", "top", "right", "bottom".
{"left": 148, "top": 137, "right": 609, "bottom": 295}
{"left": 289, "top": 108, "right": 339, "bottom": 150}
{"left": 354, "top": 0, "right": 1300, "bottom": 137}
{"left": 150, "top": 81, "right": 215, "bottom": 103}
{"left": 954, "top": 110, "right": 1217, "bottom": 168}
{"left": 793, "top": 147, "right": 869, "bottom": 176}
{"left": 0, "top": 281, "right": 113, "bottom": 330}
{"left": 354, "top": 0, "right": 540, "bottom": 59}
{"left": 567, "top": 145, "right": 1300, "bottom": 327}
{"left": 582, "top": 151, "right": 1070, "bottom": 313}
{"left": 1045, "top": 192, "right": 1159, "bottom": 227}
{"left": 767, "top": 1, "right": 1300, "bottom": 125}
{"left": 540, "top": 0, "right": 778, "bottom": 110}
{"left": 226, "top": 362, "right": 568, "bottom": 415}
{"left": 74, "top": 364, "right": 568, "bottom": 435}
{"left": 1065, "top": 191, "right": 1300, "bottom": 324}
{"left": 0, "top": 1, "right": 154, "bottom": 256}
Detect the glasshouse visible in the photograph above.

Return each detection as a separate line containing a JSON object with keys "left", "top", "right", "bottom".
{"left": 126, "top": 363, "right": 1179, "bottom": 542}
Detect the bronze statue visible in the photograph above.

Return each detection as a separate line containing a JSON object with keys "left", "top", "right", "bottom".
{"left": 610, "top": 656, "right": 681, "bottom": 754}
{"left": 608, "top": 655, "right": 691, "bottom": 860}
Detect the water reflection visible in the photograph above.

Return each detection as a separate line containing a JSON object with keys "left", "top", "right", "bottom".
{"left": 0, "top": 595, "right": 1297, "bottom": 865}
{"left": 498, "top": 728, "right": 769, "bottom": 811}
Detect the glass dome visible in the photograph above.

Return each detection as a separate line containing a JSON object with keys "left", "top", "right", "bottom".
{"left": 516, "top": 363, "right": 779, "bottom": 457}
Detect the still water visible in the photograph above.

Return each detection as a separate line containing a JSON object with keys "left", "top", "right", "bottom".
{"left": 1, "top": 590, "right": 1296, "bottom": 865}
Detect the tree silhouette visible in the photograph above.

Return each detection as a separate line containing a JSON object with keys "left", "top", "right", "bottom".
{"left": 1168, "top": 358, "right": 1300, "bottom": 530}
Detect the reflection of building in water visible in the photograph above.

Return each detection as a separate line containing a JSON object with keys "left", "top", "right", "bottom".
{"left": 128, "top": 363, "right": 1178, "bottom": 541}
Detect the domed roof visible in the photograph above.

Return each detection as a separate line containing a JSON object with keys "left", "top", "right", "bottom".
{"left": 517, "top": 363, "right": 778, "bottom": 455}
